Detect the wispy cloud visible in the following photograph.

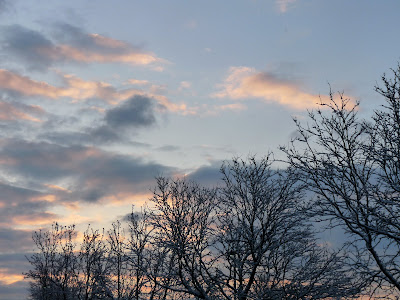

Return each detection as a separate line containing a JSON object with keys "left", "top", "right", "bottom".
{"left": 214, "top": 66, "right": 332, "bottom": 110}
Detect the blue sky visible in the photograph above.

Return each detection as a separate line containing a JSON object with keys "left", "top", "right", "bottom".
{"left": 0, "top": 1, "right": 400, "bottom": 298}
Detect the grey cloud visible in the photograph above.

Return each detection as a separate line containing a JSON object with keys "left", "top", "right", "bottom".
{"left": 45, "top": 95, "right": 159, "bottom": 145}
{"left": 0, "top": 229, "right": 33, "bottom": 253}
{"left": 37, "top": 96, "right": 159, "bottom": 146}
{"left": 88, "top": 125, "right": 124, "bottom": 143}
{"left": 0, "top": 182, "right": 57, "bottom": 226}
{"left": 186, "top": 162, "right": 222, "bottom": 188}
{"left": 105, "top": 95, "right": 157, "bottom": 129}
{"left": 70, "top": 152, "right": 173, "bottom": 202}
{"left": 38, "top": 129, "right": 152, "bottom": 147}
{"left": 0, "top": 182, "right": 42, "bottom": 203}
{"left": 0, "top": 139, "right": 174, "bottom": 203}
{"left": 0, "top": 280, "right": 29, "bottom": 300}
{"left": 0, "top": 140, "right": 79, "bottom": 180}
{"left": 1, "top": 25, "right": 55, "bottom": 71}
{"left": 156, "top": 145, "right": 180, "bottom": 152}
{"left": 0, "top": 0, "right": 12, "bottom": 15}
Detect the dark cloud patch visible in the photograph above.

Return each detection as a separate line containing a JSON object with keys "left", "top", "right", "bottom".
{"left": 0, "top": 140, "right": 81, "bottom": 180}
{"left": 156, "top": 145, "right": 180, "bottom": 152}
{"left": 0, "top": 229, "right": 34, "bottom": 253}
{"left": 0, "top": 253, "right": 32, "bottom": 279}
{"left": 70, "top": 152, "right": 173, "bottom": 202}
{"left": 38, "top": 129, "right": 152, "bottom": 147}
{"left": 88, "top": 125, "right": 123, "bottom": 143}
{"left": 0, "top": 25, "right": 55, "bottom": 71}
{"left": 0, "top": 0, "right": 12, "bottom": 15}
{"left": 186, "top": 162, "right": 223, "bottom": 188}
{"left": 38, "top": 128, "right": 121, "bottom": 146}
{"left": 0, "top": 139, "right": 174, "bottom": 203}
{"left": 35, "top": 96, "right": 159, "bottom": 146}
{"left": 0, "top": 280, "right": 29, "bottom": 300}
{"left": 0, "top": 182, "right": 42, "bottom": 203}
{"left": 105, "top": 96, "right": 157, "bottom": 129}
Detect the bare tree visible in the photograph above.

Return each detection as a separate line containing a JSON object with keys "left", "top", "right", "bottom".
{"left": 77, "top": 226, "right": 110, "bottom": 300}
{"left": 215, "top": 156, "right": 361, "bottom": 300}
{"left": 148, "top": 157, "right": 362, "bottom": 299}
{"left": 281, "top": 72, "right": 400, "bottom": 296}
{"left": 149, "top": 177, "right": 218, "bottom": 299}
{"left": 25, "top": 223, "right": 79, "bottom": 300}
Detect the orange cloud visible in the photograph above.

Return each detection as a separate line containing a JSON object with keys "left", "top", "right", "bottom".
{"left": 0, "top": 270, "right": 24, "bottom": 285}
{"left": 214, "top": 66, "right": 336, "bottom": 110}
{"left": 12, "top": 212, "right": 59, "bottom": 226}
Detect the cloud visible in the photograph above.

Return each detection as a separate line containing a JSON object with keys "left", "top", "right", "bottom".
{"left": 276, "top": 0, "right": 297, "bottom": 13}
{"left": 0, "top": 182, "right": 58, "bottom": 227}
{"left": 0, "top": 229, "right": 34, "bottom": 253}
{"left": 0, "top": 69, "right": 193, "bottom": 118}
{"left": 38, "top": 96, "right": 161, "bottom": 145}
{"left": 0, "top": 69, "right": 62, "bottom": 98}
{"left": 105, "top": 95, "right": 159, "bottom": 129}
{"left": 125, "top": 79, "right": 150, "bottom": 86}
{"left": 214, "top": 66, "right": 333, "bottom": 110}
{"left": 156, "top": 145, "right": 180, "bottom": 152}
{"left": 1, "top": 24, "right": 164, "bottom": 71}
{"left": 178, "top": 81, "right": 192, "bottom": 91}
{"left": 0, "top": 69, "right": 155, "bottom": 104}
{"left": 0, "top": 101, "right": 45, "bottom": 122}
{"left": 186, "top": 162, "right": 222, "bottom": 188}
{"left": 0, "top": 253, "right": 30, "bottom": 299}
{"left": 0, "top": 139, "right": 175, "bottom": 203}
{"left": 1, "top": 25, "right": 55, "bottom": 71}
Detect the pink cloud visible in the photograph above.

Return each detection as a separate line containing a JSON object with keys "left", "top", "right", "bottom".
{"left": 0, "top": 69, "right": 195, "bottom": 114}
{"left": 214, "top": 66, "right": 342, "bottom": 110}
{"left": 0, "top": 270, "right": 25, "bottom": 285}
{"left": 10, "top": 212, "right": 59, "bottom": 226}
{"left": 38, "top": 33, "right": 164, "bottom": 67}
{"left": 0, "top": 69, "right": 60, "bottom": 99}
{"left": 0, "top": 102, "right": 44, "bottom": 122}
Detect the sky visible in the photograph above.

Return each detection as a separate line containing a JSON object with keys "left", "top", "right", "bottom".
{"left": 0, "top": 0, "right": 400, "bottom": 298}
